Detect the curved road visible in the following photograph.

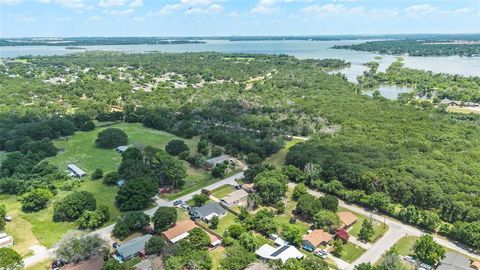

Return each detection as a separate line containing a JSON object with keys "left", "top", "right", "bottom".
{"left": 23, "top": 172, "right": 244, "bottom": 268}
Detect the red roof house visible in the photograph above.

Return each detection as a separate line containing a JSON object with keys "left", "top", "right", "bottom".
{"left": 335, "top": 228, "right": 349, "bottom": 243}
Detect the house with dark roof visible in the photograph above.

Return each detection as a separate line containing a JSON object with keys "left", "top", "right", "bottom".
{"left": 115, "top": 234, "right": 152, "bottom": 261}
{"left": 437, "top": 252, "right": 472, "bottom": 270}
{"left": 302, "top": 230, "right": 333, "bottom": 252}
{"left": 190, "top": 202, "right": 226, "bottom": 221}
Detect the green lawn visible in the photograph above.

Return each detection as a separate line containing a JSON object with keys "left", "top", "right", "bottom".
{"left": 210, "top": 184, "right": 236, "bottom": 199}
{"left": 49, "top": 122, "right": 200, "bottom": 173}
{"left": 214, "top": 212, "right": 238, "bottom": 235}
{"left": 0, "top": 151, "right": 6, "bottom": 165}
{"left": 348, "top": 214, "right": 388, "bottom": 242}
{"left": 25, "top": 260, "right": 51, "bottom": 270}
{"left": 79, "top": 180, "right": 120, "bottom": 222}
{"left": 210, "top": 247, "right": 225, "bottom": 270}
{"left": 177, "top": 208, "right": 190, "bottom": 221}
{"left": 338, "top": 242, "right": 366, "bottom": 263}
{"left": 392, "top": 236, "right": 418, "bottom": 256}
{"left": 264, "top": 139, "right": 303, "bottom": 167}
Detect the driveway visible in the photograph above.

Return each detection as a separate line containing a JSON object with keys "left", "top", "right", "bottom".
{"left": 23, "top": 172, "right": 244, "bottom": 267}
{"left": 288, "top": 182, "right": 480, "bottom": 269}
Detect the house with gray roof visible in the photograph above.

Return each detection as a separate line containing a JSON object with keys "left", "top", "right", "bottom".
{"left": 204, "top": 155, "right": 234, "bottom": 170}
{"left": 437, "top": 252, "right": 472, "bottom": 270}
{"left": 115, "top": 234, "right": 152, "bottom": 261}
{"left": 67, "top": 164, "right": 86, "bottom": 178}
{"left": 190, "top": 202, "right": 226, "bottom": 221}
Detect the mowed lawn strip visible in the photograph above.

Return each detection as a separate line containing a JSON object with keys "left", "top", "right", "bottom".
{"left": 210, "top": 184, "right": 236, "bottom": 199}
{"left": 339, "top": 242, "right": 366, "bottom": 263}
{"left": 264, "top": 138, "right": 303, "bottom": 167}
{"left": 392, "top": 236, "right": 418, "bottom": 256}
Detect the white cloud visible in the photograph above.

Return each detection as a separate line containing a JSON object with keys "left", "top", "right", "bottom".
{"left": 453, "top": 8, "right": 473, "bottom": 14}
{"left": 404, "top": 4, "right": 436, "bottom": 15}
{"left": 301, "top": 4, "right": 364, "bottom": 15}
{"left": 88, "top": 15, "right": 103, "bottom": 21}
{"left": 251, "top": 0, "right": 278, "bottom": 14}
{"left": 98, "top": 0, "right": 125, "bottom": 8}
{"left": 129, "top": 0, "right": 142, "bottom": 8}
{"left": 0, "top": 0, "right": 22, "bottom": 4}
{"left": 108, "top": 8, "right": 134, "bottom": 15}
{"left": 55, "top": 0, "right": 85, "bottom": 9}
{"left": 151, "top": 0, "right": 222, "bottom": 15}
{"left": 8, "top": 12, "right": 36, "bottom": 21}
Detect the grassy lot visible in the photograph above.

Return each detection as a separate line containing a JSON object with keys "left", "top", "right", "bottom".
{"left": 448, "top": 106, "right": 480, "bottom": 114}
{"left": 277, "top": 188, "right": 311, "bottom": 235}
{"left": 0, "top": 195, "right": 39, "bottom": 257}
{"left": 264, "top": 138, "right": 303, "bottom": 167}
{"left": 210, "top": 246, "right": 225, "bottom": 270}
{"left": 79, "top": 180, "right": 120, "bottom": 222}
{"left": 338, "top": 242, "right": 366, "bottom": 263}
{"left": 348, "top": 215, "right": 388, "bottom": 242}
{"left": 210, "top": 184, "right": 235, "bottom": 199}
{"left": 214, "top": 212, "right": 238, "bottom": 235}
{"left": 48, "top": 122, "right": 200, "bottom": 173}
{"left": 177, "top": 208, "right": 190, "bottom": 221}
{"left": 391, "top": 236, "right": 418, "bottom": 256}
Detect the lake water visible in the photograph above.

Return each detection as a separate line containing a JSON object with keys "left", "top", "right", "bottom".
{"left": 1, "top": 39, "right": 479, "bottom": 80}
{"left": 364, "top": 85, "right": 414, "bottom": 100}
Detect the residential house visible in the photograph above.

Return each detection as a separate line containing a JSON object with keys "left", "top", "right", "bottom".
{"left": 115, "top": 234, "right": 152, "bottom": 261}
{"left": 67, "top": 164, "right": 86, "bottom": 178}
{"left": 335, "top": 228, "right": 349, "bottom": 243}
{"left": 337, "top": 211, "right": 357, "bottom": 228}
{"left": 0, "top": 233, "right": 13, "bottom": 248}
{"left": 116, "top": 146, "right": 129, "bottom": 153}
{"left": 221, "top": 189, "right": 248, "bottom": 207}
{"left": 204, "top": 155, "right": 234, "bottom": 170}
{"left": 162, "top": 220, "right": 221, "bottom": 247}
{"left": 302, "top": 230, "right": 333, "bottom": 252}
{"left": 437, "top": 252, "right": 473, "bottom": 270}
{"left": 255, "top": 244, "right": 304, "bottom": 262}
{"left": 61, "top": 256, "right": 104, "bottom": 270}
{"left": 190, "top": 202, "right": 226, "bottom": 222}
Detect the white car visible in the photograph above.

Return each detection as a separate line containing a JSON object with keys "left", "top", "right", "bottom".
{"left": 403, "top": 256, "right": 416, "bottom": 264}
{"left": 314, "top": 250, "right": 328, "bottom": 259}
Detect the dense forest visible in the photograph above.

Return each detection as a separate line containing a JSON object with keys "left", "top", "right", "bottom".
{"left": 0, "top": 52, "right": 479, "bottom": 250}
{"left": 334, "top": 39, "right": 480, "bottom": 56}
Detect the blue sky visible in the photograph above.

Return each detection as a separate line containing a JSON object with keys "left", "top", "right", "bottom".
{"left": 0, "top": 0, "right": 479, "bottom": 37}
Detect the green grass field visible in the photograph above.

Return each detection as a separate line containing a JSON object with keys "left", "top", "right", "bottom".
{"left": 210, "top": 246, "right": 225, "bottom": 270}
{"left": 338, "top": 242, "right": 366, "bottom": 263}
{"left": 0, "top": 151, "right": 6, "bottom": 165}
{"left": 392, "top": 236, "right": 418, "bottom": 256}
{"left": 214, "top": 212, "right": 238, "bottom": 235}
{"left": 264, "top": 138, "right": 303, "bottom": 167}
{"left": 210, "top": 184, "right": 236, "bottom": 199}
{"left": 79, "top": 180, "right": 120, "bottom": 222}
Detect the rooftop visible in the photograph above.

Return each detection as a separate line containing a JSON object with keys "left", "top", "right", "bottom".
{"left": 221, "top": 189, "right": 248, "bottom": 204}
{"left": 303, "top": 230, "right": 333, "bottom": 247}
{"left": 62, "top": 256, "right": 104, "bottom": 270}
{"left": 67, "top": 164, "right": 86, "bottom": 176}
{"left": 338, "top": 211, "right": 357, "bottom": 227}
{"left": 191, "top": 202, "right": 226, "bottom": 219}
{"left": 437, "top": 252, "right": 471, "bottom": 270}
{"left": 162, "top": 220, "right": 198, "bottom": 243}
{"left": 206, "top": 155, "right": 231, "bottom": 165}
{"left": 255, "top": 244, "right": 304, "bottom": 262}
{"left": 116, "top": 234, "right": 152, "bottom": 259}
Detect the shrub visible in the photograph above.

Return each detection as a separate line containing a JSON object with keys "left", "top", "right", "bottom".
{"left": 165, "top": 140, "right": 189, "bottom": 156}
{"left": 21, "top": 188, "right": 53, "bottom": 212}
{"left": 53, "top": 191, "right": 96, "bottom": 222}
{"left": 95, "top": 128, "right": 128, "bottom": 149}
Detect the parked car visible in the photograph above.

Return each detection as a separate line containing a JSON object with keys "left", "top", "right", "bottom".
{"left": 314, "top": 250, "right": 328, "bottom": 259}
{"left": 404, "top": 256, "right": 416, "bottom": 264}
{"left": 173, "top": 200, "right": 184, "bottom": 206}
{"left": 112, "top": 242, "right": 120, "bottom": 249}
{"left": 235, "top": 185, "right": 241, "bottom": 189}
{"left": 420, "top": 263, "right": 432, "bottom": 270}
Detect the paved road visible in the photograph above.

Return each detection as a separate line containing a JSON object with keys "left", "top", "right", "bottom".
{"left": 289, "top": 183, "right": 480, "bottom": 269}
{"left": 23, "top": 172, "right": 244, "bottom": 267}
